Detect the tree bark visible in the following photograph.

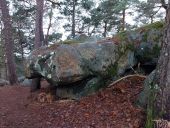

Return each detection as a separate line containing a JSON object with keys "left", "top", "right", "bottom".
{"left": 35, "top": 0, "right": 44, "bottom": 48}
{"left": 154, "top": 0, "right": 170, "bottom": 120}
{"left": 0, "top": 0, "right": 18, "bottom": 85}
{"left": 103, "top": 21, "right": 107, "bottom": 37}
{"left": 121, "top": 9, "right": 126, "bottom": 31}
{"left": 31, "top": 0, "right": 44, "bottom": 91}
{"left": 44, "top": 7, "right": 53, "bottom": 45}
{"left": 71, "top": 0, "right": 76, "bottom": 38}
{"left": 150, "top": 16, "right": 154, "bottom": 24}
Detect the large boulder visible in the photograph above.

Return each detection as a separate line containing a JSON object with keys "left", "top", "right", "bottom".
{"left": 25, "top": 41, "right": 118, "bottom": 85}
{"left": 25, "top": 41, "right": 126, "bottom": 99}
{"left": 21, "top": 79, "right": 32, "bottom": 86}
{"left": 25, "top": 22, "right": 164, "bottom": 99}
{"left": 18, "top": 76, "right": 25, "bottom": 83}
{"left": 0, "top": 79, "right": 9, "bottom": 86}
{"left": 25, "top": 40, "right": 137, "bottom": 99}
{"left": 113, "top": 22, "right": 163, "bottom": 73}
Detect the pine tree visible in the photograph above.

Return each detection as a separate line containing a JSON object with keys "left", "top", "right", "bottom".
{"left": 154, "top": 0, "right": 170, "bottom": 120}
{"left": 35, "top": 0, "right": 44, "bottom": 48}
{"left": 0, "top": 0, "right": 18, "bottom": 84}
{"left": 61, "top": 0, "right": 94, "bottom": 38}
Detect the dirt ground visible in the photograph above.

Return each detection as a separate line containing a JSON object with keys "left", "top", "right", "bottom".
{"left": 0, "top": 76, "right": 145, "bottom": 128}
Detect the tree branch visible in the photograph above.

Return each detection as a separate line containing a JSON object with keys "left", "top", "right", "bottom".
{"left": 108, "top": 74, "right": 146, "bottom": 88}
{"left": 46, "top": 0, "right": 61, "bottom": 7}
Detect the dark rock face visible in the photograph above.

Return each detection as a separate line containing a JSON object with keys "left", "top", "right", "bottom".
{"left": 135, "top": 43, "right": 161, "bottom": 66}
{"left": 114, "top": 22, "right": 163, "bottom": 73}
{"left": 117, "top": 50, "right": 136, "bottom": 75}
{"left": 137, "top": 70, "right": 156, "bottom": 108}
{"left": 56, "top": 77, "right": 104, "bottom": 99}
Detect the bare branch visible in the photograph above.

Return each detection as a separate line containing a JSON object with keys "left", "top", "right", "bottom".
{"left": 108, "top": 74, "right": 146, "bottom": 88}
{"left": 46, "top": 0, "right": 61, "bottom": 7}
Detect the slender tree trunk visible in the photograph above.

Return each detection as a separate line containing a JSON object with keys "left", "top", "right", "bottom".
{"left": 154, "top": 0, "right": 170, "bottom": 120}
{"left": 35, "top": 0, "right": 44, "bottom": 48}
{"left": 17, "top": 27, "right": 25, "bottom": 61}
{"left": 72, "top": 0, "right": 76, "bottom": 38}
{"left": 31, "top": 0, "right": 44, "bottom": 91}
{"left": 0, "top": 0, "right": 18, "bottom": 84}
{"left": 150, "top": 16, "right": 154, "bottom": 24}
{"left": 121, "top": 9, "right": 126, "bottom": 31}
{"left": 87, "top": 25, "right": 90, "bottom": 36}
{"left": 103, "top": 21, "right": 107, "bottom": 37}
{"left": 20, "top": 41, "right": 24, "bottom": 61}
{"left": 44, "top": 8, "right": 53, "bottom": 45}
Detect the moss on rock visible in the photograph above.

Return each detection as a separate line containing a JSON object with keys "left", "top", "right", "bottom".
{"left": 61, "top": 39, "right": 80, "bottom": 44}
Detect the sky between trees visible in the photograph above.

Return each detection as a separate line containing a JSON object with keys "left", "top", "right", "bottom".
{"left": 6, "top": 0, "right": 165, "bottom": 41}
{"left": 43, "top": 0, "right": 165, "bottom": 40}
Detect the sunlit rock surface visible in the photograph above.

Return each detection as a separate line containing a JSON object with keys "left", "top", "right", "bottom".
{"left": 25, "top": 42, "right": 119, "bottom": 85}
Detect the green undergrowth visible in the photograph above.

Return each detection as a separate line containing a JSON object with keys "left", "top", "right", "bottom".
{"left": 141, "top": 21, "right": 164, "bottom": 30}
{"left": 106, "top": 62, "right": 118, "bottom": 78}
{"left": 61, "top": 39, "right": 81, "bottom": 44}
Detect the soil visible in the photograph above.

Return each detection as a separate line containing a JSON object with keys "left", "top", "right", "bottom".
{"left": 0, "top": 76, "right": 145, "bottom": 128}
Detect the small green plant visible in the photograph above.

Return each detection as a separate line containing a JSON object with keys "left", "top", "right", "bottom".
{"left": 106, "top": 62, "right": 118, "bottom": 78}
{"left": 117, "top": 31, "right": 128, "bottom": 41}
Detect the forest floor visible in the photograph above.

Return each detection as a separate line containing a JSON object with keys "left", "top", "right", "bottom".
{"left": 0, "top": 76, "right": 146, "bottom": 128}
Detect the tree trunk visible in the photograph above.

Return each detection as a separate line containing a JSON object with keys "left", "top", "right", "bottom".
{"left": 17, "top": 27, "right": 25, "bottom": 61}
{"left": 71, "top": 0, "right": 76, "bottom": 38}
{"left": 103, "top": 21, "right": 107, "bottom": 37}
{"left": 44, "top": 7, "right": 53, "bottom": 45}
{"left": 31, "top": 0, "right": 44, "bottom": 91}
{"left": 154, "top": 0, "right": 170, "bottom": 120}
{"left": 35, "top": 0, "right": 44, "bottom": 48}
{"left": 150, "top": 16, "right": 154, "bottom": 24}
{"left": 121, "top": 9, "right": 126, "bottom": 31}
{"left": 0, "top": 0, "right": 18, "bottom": 85}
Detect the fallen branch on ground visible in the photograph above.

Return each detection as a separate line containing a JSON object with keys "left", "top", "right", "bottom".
{"left": 108, "top": 74, "right": 146, "bottom": 88}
